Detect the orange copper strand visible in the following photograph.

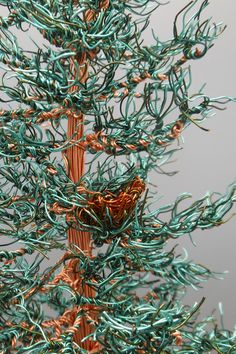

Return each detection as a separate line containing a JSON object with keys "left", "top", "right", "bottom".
{"left": 64, "top": 52, "right": 96, "bottom": 349}
{"left": 48, "top": 177, "right": 145, "bottom": 237}
{"left": 80, "top": 176, "right": 145, "bottom": 228}
{"left": 59, "top": 44, "right": 101, "bottom": 350}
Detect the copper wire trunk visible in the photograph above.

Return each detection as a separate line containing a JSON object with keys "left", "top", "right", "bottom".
{"left": 65, "top": 54, "right": 97, "bottom": 351}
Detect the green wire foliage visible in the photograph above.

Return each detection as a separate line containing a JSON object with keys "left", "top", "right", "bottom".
{"left": 0, "top": 0, "right": 235, "bottom": 352}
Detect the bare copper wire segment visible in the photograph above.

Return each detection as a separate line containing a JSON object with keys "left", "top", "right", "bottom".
{"left": 172, "top": 330, "right": 183, "bottom": 346}
{"left": 81, "top": 124, "right": 184, "bottom": 152}
{"left": 48, "top": 177, "right": 145, "bottom": 235}
{"left": 85, "top": 9, "right": 97, "bottom": 23}
{"left": 194, "top": 48, "right": 202, "bottom": 57}
{"left": 77, "top": 176, "right": 145, "bottom": 230}
{"left": 168, "top": 120, "right": 184, "bottom": 139}
{"left": 36, "top": 107, "right": 69, "bottom": 123}
{"left": 99, "top": 0, "right": 110, "bottom": 10}
{"left": 81, "top": 131, "right": 145, "bottom": 152}
{"left": 157, "top": 73, "right": 168, "bottom": 81}
{"left": 61, "top": 49, "right": 97, "bottom": 349}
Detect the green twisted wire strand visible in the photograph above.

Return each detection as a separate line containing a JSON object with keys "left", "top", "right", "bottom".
{"left": 0, "top": 0, "right": 235, "bottom": 352}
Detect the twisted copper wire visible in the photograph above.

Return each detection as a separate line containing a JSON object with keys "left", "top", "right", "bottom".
{"left": 80, "top": 121, "right": 184, "bottom": 153}
{"left": 61, "top": 50, "right": 98, "bottom": 349}
{"left": 0, "top": 108, "right": 35, "bottom": 119}
{"left": 99, "top": 0, "right": 110, "bottom": 9}
{"left": 59, "top": 3, "right": 112, "bottom": 346}
{"left": 82, "top": 131, "right": 149, "bottom": 152}
{"left": 5, "top": 2, "right": 150, "bottom": 350}
{"left": 172, "top": 331, "right": 183, "bottom": 346}
{"left": 80, "top": 176, "right": 145, "bottom": 228}
{"left": 43, "top": 0, "right": 145, "bottom": 342}
{"left": 48, "top": 177, "right": 145, "bottom": 236}
{"left": 0, "top": 321, "right": 36, "bottom": 349}
{"left": 84, "top": 9, "right": 96, "bottom": 23}
{"left": 168, "top": 120, "right": 184, "bottom": 139}
{"left": 21, "top": 252, "right": 71, "bottom": 302}
{"left": 36, "top": 107, "right": 70, "bottom": 123}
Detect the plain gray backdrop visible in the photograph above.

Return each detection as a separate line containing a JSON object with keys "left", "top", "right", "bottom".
{"left": 148, "top": 0, "right": 236, "bottom": 329}
{"left": 0, "top": 0, "right": 235, "bottom": 330}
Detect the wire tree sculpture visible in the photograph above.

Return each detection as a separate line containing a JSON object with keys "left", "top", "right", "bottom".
{"left": 0, "top": 0, "right": 235, "bottom": 352}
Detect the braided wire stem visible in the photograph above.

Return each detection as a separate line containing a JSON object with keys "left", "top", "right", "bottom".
{"left": 65, "top": 53, "right": 97, "bottom": 350}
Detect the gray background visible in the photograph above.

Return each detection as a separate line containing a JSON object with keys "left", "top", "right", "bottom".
{"left": 0, "top": 0, "right": 235, "bottom": 329}
{"left": 148, "top": 0, "right": 236, "bottom": 329}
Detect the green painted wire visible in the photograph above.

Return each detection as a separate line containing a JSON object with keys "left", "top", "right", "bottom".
{"left": 0, "top": 0, "right": 235, "bottom": 353}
